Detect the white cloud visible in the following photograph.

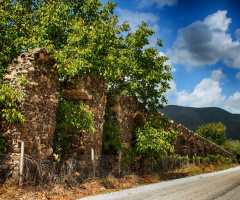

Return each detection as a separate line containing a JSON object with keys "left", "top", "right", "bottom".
{"left": 203, "top": 10, "right": 231, "bottom": 32}
{"left": 236, "top": 72, "right": 240, "bottom": 80}
{"left": 174, "top": 78, "right": 226, "bottom": 107}
{"left": 224, "top": 91, "right": 240, "bottom": 114}
{"left": 162, "top": 28, "right": 173, "bottom": 35}
{"left": 224, "top": 56, "right": 240, "bottom": 69}
{"left": 116, "top": 8, "right": 159, "bottom": 31}
{"left": 235, "top": 29, "right": 240, "bottom": 41}
{"left": 164, "top": 80, "right": 177, "bottom": 97}
{"left": 157, "top": 52, "right": 176, "bottom": 72}
{"left": 138, "top": 0, "right": 178, "bottom": 8}
{"left": 210, "top": 68, "right": 225, "bottom": 80}
{"left": 115, "top": 8, "right": 161, "bottom": 47}
{"left": 167, "top": 10, "right": 240, "bottom": 70}
{"left": 158, "top": 52, "right": 166, "bottom": 57}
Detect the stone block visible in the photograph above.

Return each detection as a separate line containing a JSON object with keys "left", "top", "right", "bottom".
{"left": 63, "top": 89, "right": 91, "bottom": 100}
{"left": 110, "top": 106, "right": 121, "bottom": 113}
{"left": 39, "top": 53, "right": 44, "bottom": 60}
{"left": 1, "top": 165, "right": 9, "bottom": 170}
{"left": 13, "top": 148, "right": 21, "bottom": 153}
{"left": 45, "top": 147, "right": 53, "bottom": 157}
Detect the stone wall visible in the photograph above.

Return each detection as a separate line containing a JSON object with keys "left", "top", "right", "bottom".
{"left": 164, "top": 119, "right": 231, "bottom": 157}
{"left": 62, "top": 74, "right": 108, "bottom": 165}
{"left": 105, "top": 94, "right": 149, "bottom": 148}
{"left": 106, "top": 95, "right": 232, "bottom": 158}
{"left": 0, "top": 49, "right": 232, "bottom": 178}
{"left": 1, "top": 48, "right": 59, "bottom": 161}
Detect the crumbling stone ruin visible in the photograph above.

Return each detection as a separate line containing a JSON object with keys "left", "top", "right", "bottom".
{"left": 105, "top": 94, "right": 148, "bottom": 149}
{"left": 62, "top": 73, "right": 108, "bottom": 165}
{"left": 105, "top": 94, "right": 231, "bottom": 158}
{"left": 0, "top": 48, "right": 232, "bottom": 178}
{"left": 165, "top": 120, "right": 230, "bottom": 157}
{"left": 1, "top": 48, "right": 59, "bottom": 163}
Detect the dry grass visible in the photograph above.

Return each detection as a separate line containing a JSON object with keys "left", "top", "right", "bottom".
{"left": 0, "top": 162, "right": 238, "bottom": 200}
{"left": 172, "top": 161, "right": 237, "bottom": 176}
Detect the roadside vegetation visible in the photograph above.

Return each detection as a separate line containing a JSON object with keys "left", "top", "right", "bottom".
{"left": 196, "top": 122, "right": 240, "bottom": 162}
{"left": 0, "top": 154, "right": 237, "bottom": 200}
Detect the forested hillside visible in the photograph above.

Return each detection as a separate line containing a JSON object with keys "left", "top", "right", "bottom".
{"left": 160, "top": 105, "right": 240, "bottom": 140}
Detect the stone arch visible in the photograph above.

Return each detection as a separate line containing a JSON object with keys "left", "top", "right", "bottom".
{"left": 133, "top": 111, "right": 146, "bottom": 126}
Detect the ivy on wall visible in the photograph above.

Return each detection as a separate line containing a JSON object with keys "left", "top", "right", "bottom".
{"left": 53, "top": 100, "right": 95, "bottom": 155}
{"left": 0, "top": 84, "right": 24, "bottom": 124}
{"left": 102, "top": 121, "right": 123, "bottom": 155}
{"left": 102, "top": 94, "right": 122, "bottom": 155}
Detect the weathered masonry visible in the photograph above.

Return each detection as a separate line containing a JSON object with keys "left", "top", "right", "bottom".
{"left": 0, "top": 48, "right": 232, "bottom": 176}
{"left": 62, "top": 73, "right": 108, "bottom": 164}
{"left": 1, "top": 48, "right": 59, "bottom": 161}
{"left": 105, "top": 95, "right": 231, "bottom": 158}
{"left": 104, "top": 94, "right": 149, "bottom": 148}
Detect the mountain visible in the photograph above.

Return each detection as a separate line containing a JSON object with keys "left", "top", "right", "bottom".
{"left": 160, "top": 105, "right": 240, "bottom": 140}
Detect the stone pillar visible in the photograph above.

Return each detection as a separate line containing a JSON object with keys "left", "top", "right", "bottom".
{"left": 63, "top": 74, "right": 107, "bottom": 163}
{"left": 1, "top": 48, "right": 59, "bottom": 161}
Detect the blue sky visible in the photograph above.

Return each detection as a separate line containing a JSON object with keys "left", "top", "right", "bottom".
{"left": 102, "top": 0, "right": 240, "bottom": 114}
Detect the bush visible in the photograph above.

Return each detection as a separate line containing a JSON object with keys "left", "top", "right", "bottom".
{"left": 221, "top": 140, "right": 240, "bottom": 161}
{"left": 134, "top": 122, "right": 178, "bottom": 160}
{"left": 196, "top": 122, "right": 226, "bottom": 145}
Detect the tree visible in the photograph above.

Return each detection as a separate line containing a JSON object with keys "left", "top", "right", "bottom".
{"left": 0, "top": 0, "right": 172, "bottom": 118}
{"left": 0, "top": 0, "right": 173, "bottom": 154}
{"left": 196, "top": 122, "right": 227, "bottom": 145}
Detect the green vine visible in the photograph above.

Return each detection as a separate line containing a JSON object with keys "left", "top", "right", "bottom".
{"left": 53, "top": 100, "right": 95, "bottom": 155}
{"left": 0, "top": 136, "right": 5, "bottom": 154}
{"left": 16, "top": 75, "right": 29, "bottom": 86}
{"left": 102, "top": 121, "right": 123, "bottom": 155}
{"left": 102, "top": 93, "right": 123, "bottom": 155}
{"left": 0, "top": 84, "right": 24, "bottom": 123}
{"left": 105, "top": 94, "right": 118, "bottom": 114}
{"left": 0, "top": 83, "right": 25, "bottom": 153}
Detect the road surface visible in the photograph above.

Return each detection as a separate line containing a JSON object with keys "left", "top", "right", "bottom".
{"left": 79, "top": 166, "right": 240, "bottom": 200}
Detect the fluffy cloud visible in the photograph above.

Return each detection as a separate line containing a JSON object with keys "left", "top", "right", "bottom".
{"left": 157, "top": 52, "right": 176, "bottom": 72}
{"left": 210, "top": 68, "right": 225, "bottom": 80}
{"left": 235, "top": 29, "right": 240, "bottom": 41}
{"left": 167, "top": 10, "right": 240, "bottom": 70}
{"left": 164, "top": 80, "right": 177, "bottom": 97}
{"left": 224, "top": 91, "right": 240, "bottom": 114}
{"left": 137, "top": 0, "right": 178, "bottom": 8}
{"left": 224, "top": 56, "right": 240, "bottom": 69}
{"left": 236, "top": 72, "right": 240, "bottom": 80}
{"left": 116, "top": 8, "right": 159, "bottom": 31}
{"left": 116, "top": 8, "right": 161, "bottom": 47}
{"left": 174, "top": 78, "right": 226, "bottom": 107}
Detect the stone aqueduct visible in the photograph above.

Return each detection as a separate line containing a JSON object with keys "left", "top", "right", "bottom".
{"left": 0, "top": 48, "right": 231, "bottom": 173}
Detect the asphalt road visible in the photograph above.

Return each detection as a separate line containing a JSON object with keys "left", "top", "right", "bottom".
{"left": 79, "top": 166, "right": 240, "bottom": 200}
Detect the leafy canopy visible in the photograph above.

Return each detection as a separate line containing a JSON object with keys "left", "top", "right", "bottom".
{"left": 0, "top": 0, "right": 173, "bottom": 119}
{"left": 196, "top": 122, "right": 227, "bottom": 145}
